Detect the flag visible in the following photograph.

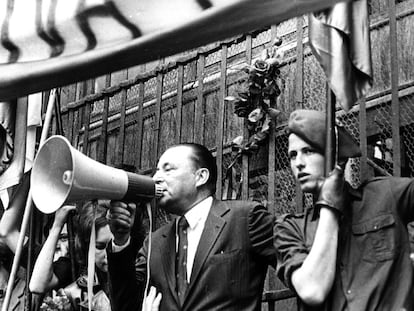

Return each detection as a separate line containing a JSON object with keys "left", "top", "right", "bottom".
{"left": 0, "top": 98, "right": 27, "bottom": 192}
{"left": 26, "top": 93, "right": 43, "bottom": 163}
{"left": 308, "top": 0, "right": 373, "bottom": 111}
{"left": 0, "top": 93, "right": 41, "bottom": 207}
{"left": 0, "top": 0, "right": 350, "bottom": 101}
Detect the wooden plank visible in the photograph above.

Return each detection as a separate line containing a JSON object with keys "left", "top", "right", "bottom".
{"left": 389, "top": 0, "right": 401, "bottom": 176}
{"left": 67, "top": 109, "right": 74, "bottom": 144}
{"left": 359, "top": 98, "right": 368, "bottom": 181}
{"left": 82, "top": 101, "right": 92, "bottom": 156}
{"left": 266, "top": 25, "right": 278, "bottom": 300}
{"left": 153, "top": 71, "right": 164, "bottom": 167}
{"left": 295, "top": 17, "right": 304, "bottom": 108}
{"left": 242, "top": 35, "right": 252, "bottom": 201}
{"left": 98, "top": 74, "right": 111, "bottom": 163}
{"left": 135, "top": 80, "right": 145, "bottom": 170}
{"left": 118, "top": 87, "right": 127, "bottom": 166}
{"left": 176, "top": 64, "right": 184, "bottom": 143}
{"left": 295, "top": 17, "right": 304, "bottom": 212}
{"left": 216, "top": 45, "right": 228, "bottom": 199}
{"left": 268, "top": 25, "right": 278, "bottom": 215}
{"left": 194, "top": 55, "right": 205, "bottom": 144}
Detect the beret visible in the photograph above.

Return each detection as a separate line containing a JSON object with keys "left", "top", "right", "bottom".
{"left": 287, "top": 109, "right": 361, "bottom": 160}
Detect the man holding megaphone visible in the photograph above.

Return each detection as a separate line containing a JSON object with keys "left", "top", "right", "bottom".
{"left": 106, "top": 143, "right": 277, "bottom": 311}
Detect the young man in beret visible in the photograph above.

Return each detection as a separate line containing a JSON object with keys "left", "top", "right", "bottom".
{"left": 274, "top": 109, "right": 414, "bottom": 310}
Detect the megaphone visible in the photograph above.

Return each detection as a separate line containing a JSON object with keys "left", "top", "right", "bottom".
{"left": 31, "top": 135, "right": 161, "bottom": 214}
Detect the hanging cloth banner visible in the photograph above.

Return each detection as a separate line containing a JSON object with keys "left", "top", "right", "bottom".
{"left": 0, "top": 0, "right": 350, "bottom": 101}
{"left": 308, "top": 0, "right": 373, "bottom": 111}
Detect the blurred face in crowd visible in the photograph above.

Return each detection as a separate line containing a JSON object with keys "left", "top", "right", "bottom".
{"left": 94, "top": 224, "right": 112, "bottom": 272}
{"left": 0, "top": 264, "right": 8, "bottom": 306}
{"left": 54, "top": 232, "right": 69, "bottom": 261}
{"left": 153, "top": 146, "right": 201, "bottom": 216}
{"left": 288, "top": 133, "right": 325, "bottom": 195}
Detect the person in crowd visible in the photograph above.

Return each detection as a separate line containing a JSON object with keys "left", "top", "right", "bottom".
{"left": 0, "top": 240, "right": 26, "bottom": 311}
{"left": 30, "top": 200, "right": 127, "bottom": 311}
{"left": 274, "top": 109, "right": 414, "bottom": 310}
{"left": 29, "top": 205, "right": 75, "bottom": 294}
{"left": 0, "top": 173, "right": 48, "bottom": 311}
{"left": 107, "top": 143, "right": 277, "bottom": 311}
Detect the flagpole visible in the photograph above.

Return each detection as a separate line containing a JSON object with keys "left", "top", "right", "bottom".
{"left": 1, "top": 89, "right": 57, "bottom": 311}
{"left": 52, "top": 89, "right": 76, "bottom": 281}
{"left": 324, "top": 90, "right": 336, "bottom": 175}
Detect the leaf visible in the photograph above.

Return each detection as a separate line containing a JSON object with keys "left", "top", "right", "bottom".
{"left": 255, "top": 129, "right": 269, "bottom": 142}
{"left": 232, "top": 135, "right": 244, "bottom": 147}
{"left": 267, "top": 108, "right": 281, "bottom": 120}
{"left": 261, "top": 116, "right": 271, "bottom": 132}
{"left": 273, "top": 37, "right": 283, "bottom": 47}
{"left": 233, "top": 63, "right": 252, "bottom": 74}
{"left": 248, "top": 108, "right": 264, "bottom": 123}
{"left": 238, "top": 92, "right": 249, "bottom": 100}
{"left": 249, "top": 84, "right": 262, "bottom": 95}
{"left": 260, "top": 48, "right": 269, "bottom": 60}
{"left": 266, "top": 57, "right": 280, "bottom": 67}
{"left": 225, "top": 96, "right": 237, "bottom": 101}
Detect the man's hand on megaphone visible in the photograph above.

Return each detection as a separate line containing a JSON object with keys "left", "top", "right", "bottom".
{"left": 109, "top": 201, "right": 136, "bottom": 246}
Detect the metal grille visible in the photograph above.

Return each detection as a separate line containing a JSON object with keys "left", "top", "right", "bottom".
{"left": 401, "top": 94, "right": 414, "bottom": 177}
{"left": 127, "top": 84, "right": 140, "bottom": 107}
{"left": 164, "top": 68, "right": 178, "bottom": 94}
{"left": 252, "top": 29, "right": 271, "bottom": 48}
{"left": 274, "top": 134, "right": 297, "bottom": 215}
{"left": 338, "top": 111, "right": 362, "bottom": 187}
{"left": 372, "top": 101, "right": 394, "bottom": 174}
{"left": 144, "top": 76, "right": 158, "bottom": 102}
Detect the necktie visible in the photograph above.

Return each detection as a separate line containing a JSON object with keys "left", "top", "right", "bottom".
{"left": 176, "top": 216, "right": 189, "bottom": 305}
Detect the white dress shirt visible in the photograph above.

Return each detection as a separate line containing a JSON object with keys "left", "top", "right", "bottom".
{"left": 177, "top": 196, "right": 212, "bottom": 282}
{"left": 112, "top": 196, "right": 213, "bottom": 283}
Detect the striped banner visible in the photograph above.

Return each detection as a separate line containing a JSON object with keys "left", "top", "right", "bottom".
{"left": 0, "top": 0, "right": 350, "bottom": 100}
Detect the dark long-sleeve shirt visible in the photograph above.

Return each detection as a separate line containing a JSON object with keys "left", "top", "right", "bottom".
{"left": 275, "top": 177, "right": 414, "bottom": 311}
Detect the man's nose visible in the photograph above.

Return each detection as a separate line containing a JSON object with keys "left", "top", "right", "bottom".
{"left": 294, "top": 154, "right": 305, "bottom": 169}
{"left": 152, "top": 171, "right": 162, "bottom": 183}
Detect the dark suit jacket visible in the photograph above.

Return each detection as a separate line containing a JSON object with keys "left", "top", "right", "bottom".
{"left": 108, "top": 199, "right": 276, "bottom": 311}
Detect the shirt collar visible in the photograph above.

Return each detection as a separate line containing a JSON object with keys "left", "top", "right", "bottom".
{"left": 183, "top": 196, "right": 213, "bottom": 230}
{"left": 346, "top": 183, "right": 362, "bottom": 200}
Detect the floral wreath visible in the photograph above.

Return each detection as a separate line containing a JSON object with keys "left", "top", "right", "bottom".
{"left": 225, "top": 38, "right": 283, "bottom": 168}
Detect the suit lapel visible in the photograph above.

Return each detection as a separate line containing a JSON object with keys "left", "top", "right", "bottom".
{"left": 185, "top": 200, "right": 229, "bottom": 296}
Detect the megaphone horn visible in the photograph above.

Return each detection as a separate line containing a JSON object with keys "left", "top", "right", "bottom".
{"left": 31, "top": 135, "right": 161, "bottom": 214}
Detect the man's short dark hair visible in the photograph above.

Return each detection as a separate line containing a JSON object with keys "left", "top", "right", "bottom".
{"left": 181, "top": 143, "right": 217, "bottom": 194}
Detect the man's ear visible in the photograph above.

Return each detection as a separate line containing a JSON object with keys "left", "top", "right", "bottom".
{"left": 195, "top": 168, "right": 209, "bottom": 188}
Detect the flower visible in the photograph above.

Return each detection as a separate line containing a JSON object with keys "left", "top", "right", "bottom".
{"left": 253, "top": 59, "right": 270, "bottom": 74}
{"left": 248, "top": 108, "right": 264, "bottom": 123}
{"left": 40, "top": 290, "right": 72, "bottom": 311}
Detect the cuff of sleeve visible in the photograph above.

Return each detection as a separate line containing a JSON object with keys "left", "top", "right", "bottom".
{"left": 284, "top": 253, "right": 308, "bottom": 290}
{"left": 112, "top": 237, "right": 131, "bottom": 253}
